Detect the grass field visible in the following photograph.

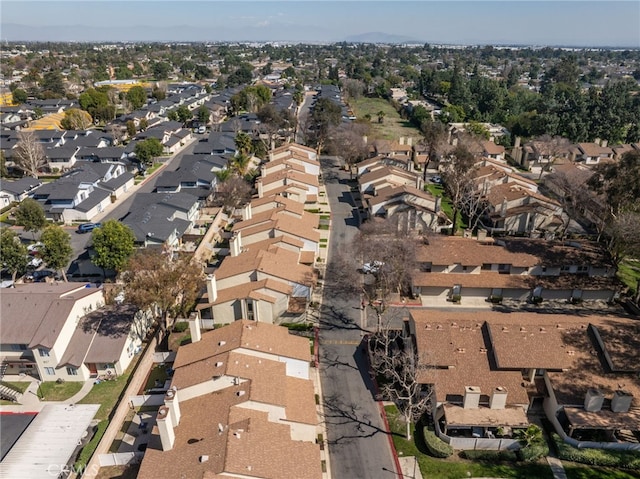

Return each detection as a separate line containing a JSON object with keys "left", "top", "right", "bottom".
{"left": 617, "top": 258, "right": 640, "bottom": 295}
{"left": 1, "top": 381, "right": 31, "bottom": 394}
{"left": 564, "top": 463, "right": 639, "bottom": 479}
{"left": 38, "top": 381, "right": 83, "bottom": 401}
{"left": 385, "top": 405, "right": 554, "bottom": 479}
{"left": 350, "top": 97, "right": 420, "bottom": 141}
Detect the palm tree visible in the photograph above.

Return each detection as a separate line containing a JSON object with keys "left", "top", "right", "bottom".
{"left": 215, "top": 168, "right": 233, "bottom": 183}
{"left": 234, "top": 132, "right": 253, "bottom": 156}
{"left": 515, "top": 425, "right": 543, "bottom": 448}
{"left": 231, "top": 153, "right": 252, "bottom": 177}
{"left": 377, "top": 110, "right": 386, "bottom": 124}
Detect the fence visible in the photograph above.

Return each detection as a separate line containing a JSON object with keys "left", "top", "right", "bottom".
{"left": 152, "top": 351, "right": 176, "bottom": 363}
{"left": 445, "top": 436, "right": 520, "bottom": 451}
{"left": 98, "top": 452, "right": 143, "bottom": 467}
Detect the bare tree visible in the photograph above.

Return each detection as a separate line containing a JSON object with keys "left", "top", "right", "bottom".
{"left": 545, "top": 167, "right": 594, "bottom": 238}
{"left": 369, "top": 328, "right": 432, "bottom": 440}
{"left": 328, "top": 123, "right": 370, "bottom": 178}
{"left": 215, "top": 175, "right": 252, "bottom": 214}
{"left": 605, "top": 209, "right": 640, "bottom": 268}
{"left": 122, "top": 250, "right": 205, "bottom": 338}
{"left": 419, "top": 120, "right": 449, "bottom": 181}
{"left": 440, "top": 144, "right": 476, "bottom": 235}
{"left": 14, "top": 131, "right": 47, "bottom": 177}
{"left": 533, "top": 134, "right": 571, "bottom": 179}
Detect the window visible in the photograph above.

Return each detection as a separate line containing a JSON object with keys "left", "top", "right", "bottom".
{"left": 66, "top": 367, "right": 78, "bottom": 376}
{"left": 38, "top": 348, "right": 50, "bottom": 357}
{"left": 11, "top": 344, "right": 27, "bottom": 351}
{"left": 481, "top": 263, "right": 492, "bottom": 270}
{"left": 561, "top": 265, "right": 571, "bottom": 273}
{"left": 44, "top": 367, "right": 55, "bottom": 376}
{"left": 577, "top": 265, "right": 589, "bottom": 274}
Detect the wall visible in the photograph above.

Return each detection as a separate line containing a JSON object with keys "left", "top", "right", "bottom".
{"left": 178, "top": 375, "right": 240, "bottom": 401}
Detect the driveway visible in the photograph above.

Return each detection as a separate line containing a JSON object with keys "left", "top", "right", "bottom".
{"left": 318, "top": 156, "right": 398, "bottom": 479}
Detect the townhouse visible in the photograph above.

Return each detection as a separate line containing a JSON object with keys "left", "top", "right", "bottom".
{"left": 408, "top": 309, "right": 640, "bottom": 451}
{"left": 137, "top": 320, "right": 322, "bottom": 479}
{"left": 411, "top": 235, "right": 618, "bottom": 306}
{"left": 0, "top": 283, "right": 151, "bottom": 381}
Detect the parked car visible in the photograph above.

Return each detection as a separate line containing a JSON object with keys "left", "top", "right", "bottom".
{"left": 26, "top": 269, "right": 59, "bottom": 282}
{"left": 27, "top": 242, "right": 44, "bottom": 255}
{"left": 362, "top": 261, "right": 384, "bottom": 274}
{"left": 76, "top": 222, "right": 102, "bottom": 234}
{"left": 430, "top": 175, "right": 443, "bottom": 184}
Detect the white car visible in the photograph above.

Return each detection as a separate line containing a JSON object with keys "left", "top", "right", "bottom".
{"left": 430, "top": 175, "right": 443, "bottom": 184}
{"left": 362, "top": 261, "right": 384, "bottom": 274}
{"left": 27, "top": 256, "right": 43, "bottom": 268}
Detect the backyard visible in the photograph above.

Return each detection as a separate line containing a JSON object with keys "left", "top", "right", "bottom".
{"left": 385, "top": 405, "right": 554, "bottom": 479}
{"left": 349, "top": 97, "right": 420, "bottom": 141}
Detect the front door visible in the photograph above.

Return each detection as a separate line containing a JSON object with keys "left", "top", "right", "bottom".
{"left": 88, "top": 363, "right": 98, "bottom": 376}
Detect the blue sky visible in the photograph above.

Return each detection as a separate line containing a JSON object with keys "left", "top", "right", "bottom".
{"left": 2, "top": 1, "right": 639, "bottom": 47}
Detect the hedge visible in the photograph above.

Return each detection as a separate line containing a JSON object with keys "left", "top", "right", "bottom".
{"left": 423, "top": 427, "right": 454, "bottom": 458}
{"left": 173, "top": 322, "right": 189, "bottom": 333}
{"left": 461, "top": 449, "right": 518, "bottom": 462}
{"left": 552, "top": 434, "right": 640, "bottom": 469}
{"left": 517, "top": 442, "right": 549, "bottom": 462}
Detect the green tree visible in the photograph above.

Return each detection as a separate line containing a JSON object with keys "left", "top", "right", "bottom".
{"left": 197, "top": 105, "right": 210, "bottom": 124}
{"left": 126, "top": 85, "right": 147, "bottom": 110}
{"left": 0, "top": 151, "right": 8, "bottom": 178}
{"left": 234, "top": 132, "right": 253, "bottom": 156}
{"left": 15, "top": 198, "right": 46, "bottom": 239}
{"left": 151, "top": 87, "right": 166, "bottom": 101}
{"left": 194, "top": 64, "right": 212, "bottom": 80}
{"left": 310, "top": 97, "right": 341, "bottom": 153}
{"left": 134, "top": 138, "right": 164, "bottom": 165}
{"left": 126, "top": 120, "right": 136, "bottom": 137}
{"left": 12, "top": 88, "right": 27, "bottom": 104}
{"left": 91, "top": 219, "right": 135, "bottom": 275}
{"left": 175, "top": 105, "right": 192, "bottom": 125}
{"left": 79, "top": 88, "right": 109, "bottom": 117}
{"left": 152, "top": 61, "right": 171, "bottom": 80}
{"left": 515, "top": 425, "right": 544, "bottom": 448}
{"left": 40, "top": 225, "right": 72, "bottom": 281}
{"left": 0, "top": 229, "right": 28, "bottom": 282}
{"left": 376, "top": 110, "right": 386, "bottom": 124}
{"left": 40, "top": 70, "right": 65, "bottom": 96}
{"left": 60, "top": 108, "right": 93, "bottom": 130}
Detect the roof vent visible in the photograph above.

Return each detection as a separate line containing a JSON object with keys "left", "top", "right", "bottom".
{"left": 218, "top": 423, "right": 225, "bottom": 432}
{"left": 502, "top": 326, "right": 508, "bottom": 332}
{"left": 219, "top": 340, "right": 226, "bottom": 346}
{"left": 199, "top": 455, "right": 209, "bottom": 463}
{"left": 237, "top": 390, "right": 246, "bottom": 397}
{"left": 436, "top": 325, "right": 443, "bottom": 330}
{"left": 520, "top": 327, "right": 526, "bottom": 332}
{"left": 539, "top": 327, "right": 546, "bottom": 333}
{"left": 215, "top": 361, "right": 223, "bottom": 367}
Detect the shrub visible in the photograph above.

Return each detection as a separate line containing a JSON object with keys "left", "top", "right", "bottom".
{"left": 280, "top": 322, "right": 314, "bottom": 332}
{"left": 173, "top": 322, "right": 189, "bottom": 333}
{"left": 517, "top": 442, "right": 549, "bottom": 462}
{"left": 423, "top": 427, "right": 454, "bottom": 458}
{"left": 461, "top": 449, "right": 518, "bottom": 462}
{"left": 552, "top": 434, "right": 640, "bottom": 469}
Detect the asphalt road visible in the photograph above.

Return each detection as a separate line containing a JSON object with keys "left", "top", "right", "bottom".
{"left": 318, "top": 156, "right": 398, "bottom": 479}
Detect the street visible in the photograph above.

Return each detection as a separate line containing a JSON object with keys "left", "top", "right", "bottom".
{"left": 318, "top": 156, "right": 398, "bottom": 479}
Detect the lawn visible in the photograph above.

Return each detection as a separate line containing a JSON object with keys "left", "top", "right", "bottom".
{"left": 143, "top": 364, "right": 169, "bottom": 391}
{"left": 1, "top": 381, "right": 31, "bottom": 394}
{"left": 424, "top": 183, "right": 468, "bottom": 232}
{"left": 38, "top": 381, "right": 83, "bottom": 401}
{"left": 350, "top": 97, "right": 420, "bottom": 141}
{"left": 385, "top": 405, "right": 554, "bottom": 479}
{"left": 94, "top": 464, "right": 140, "bottom": 479}
{"left": 78, "top": 368, "right": 133, "bottom": 421}
{"left": 617, "top": 258, "right": 640, "bottom": 295}
{"left": 564, "top": 463, "right": 639, "bottom": 479}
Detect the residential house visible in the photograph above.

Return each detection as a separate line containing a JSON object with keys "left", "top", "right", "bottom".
{"left": 356, "top": 155, "right": 414, "bottom": 177}
{"left": 44, "top": 145, "right": 80, "bottom": 171}
{"left": 411, "top": 235, "right": 618, "bottom": 306}
{"left": 366, "top": 184, "right": 451, "bottom": 234}
{"left": 137, "top": 320, "right": 321, "bottom": 479}
{"left": 256, "top": 168, "right": 319, "bottom": 204}
{"left": 358, "top": 165, "right": 422, "bottom": 195}
{"left": 0, "top": 177, "right": 41, "bottom": 208}
{"left": 30, "top": 162, "right": 134, "bottom": 222}
{"left": 408, "top": 310, "right": 640, "bottom": 450}
{"left": 155, "top": 155, "right": 222, "bottom": 199}
{"left": 199, "top": 236, "right": 315, "bottom": 324}
{"left": 121, "top": 192, "right": 200, "bottom": 248}
{"left": 575, "top": 142, "right": 614, "bottom": 165}
{"left": 0, "top": 283, "right": 151, "bottom": 381}
{"left": 481, "top": 140, "right": 505, "bottom": 162}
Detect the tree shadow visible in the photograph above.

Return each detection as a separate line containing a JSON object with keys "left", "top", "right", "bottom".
{"left": 321, "top": 392, "right": 394, "bottom": 445}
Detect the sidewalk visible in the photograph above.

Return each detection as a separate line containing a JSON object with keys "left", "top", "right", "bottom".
{"left": 0, "top": 376, "right": 96, "bottom": 414}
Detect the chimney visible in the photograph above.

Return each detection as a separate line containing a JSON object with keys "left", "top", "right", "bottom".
{"left": 584, "top": 388, "right": 604, "bottom": 412}
{"left": 600, "top": 139, "right": 608, "bottom": 147}
{"left": 207, "top": 274, "right": 218, "bottom": 303}
{"left": 230, "top": 231, "right": 242, "bottom": 257}
{"left": 477, "top": 229, "right": 488, "bottom": 241}
{"left": 399, "top": 136, "right": 405, "bottom": 145}
{"left": 435, "top": 196, "right": 442, "bottom": 213}
{"left": 189, "top": 314, "right": 202, "bottom": 343}
{"left": 490, "top": 387, "right": 507, "bottom": 409}
{"left": 407, "top": 137, "right": 413, "bottom": 146}
{"left": 463, "top": 386, "right": 481, "bottom": 409}
{"left": 256, "top": 178, "right": 263, "bottom": 198}
{"left": 363, "top": 135, "right": 368, "bottom": 145}
{"left": 611, "top": 390, "right": 633, "bottom": 413}
{"left": 156, "top": 406, "right": 175, "bottom": 451}
{"left": 416, "top": 177, "right": 423, "bottom": 191}
{"left": 164, "top": 386, "right": 181, "bottom": 425}
{"left": 501, "top": 197, "right": 508, "bottom": 217}
{"left": 242, "top": 203, "right": 252, "bottom": 221}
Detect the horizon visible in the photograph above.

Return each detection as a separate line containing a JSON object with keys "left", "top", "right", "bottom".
{"left": 1, "top": 1, "right": 639, "bottom": 48}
